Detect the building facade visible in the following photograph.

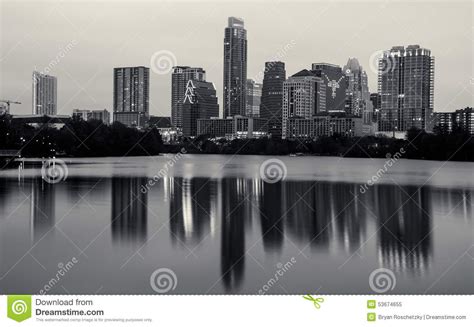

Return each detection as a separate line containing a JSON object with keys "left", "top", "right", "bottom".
{"left": 282, "top": 69, "right": 326, "bottom": 138}
{"left": 311, "top": 63, "right": 346, "bottom": 111}
{"left": 113, "top": 66, "right": 149, "bottom": 128}
{"left": 343, "top": 58, "right": 373, "bottom": 124}
{"left": 245, "top": 79, "right": 262, "bottom": 117}
{"left": 286, "top": 113, "right": 363, "bottom": 139}
{"left": 72, "top": 109, "right": 110, "bottom": 124}
{"left": 378, "top": 45, "right": 434, "bottom": 132}
{"left": 260, "top": 61, "right": 286, "bottom": 138}
{"left": 182, "top": 80, "right": 219, "bottom": 137}
{"left": 223, "top": 17, "right": 247, "bottom": 118}
{"left": 171, "top": 66, "right": 206, "bottom": 128}
{"left": 434, "top": 107, "right": 473, "bottom": 134}
{"left": 32, "top": 71, "right": 57, "bottom": 115}
{"left": 197, "top": 116, "right": 267, "bottom": 139}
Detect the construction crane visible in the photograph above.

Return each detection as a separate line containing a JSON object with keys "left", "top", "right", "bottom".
{"left": 0, "top": 100, "right": 21, "bottom": 114}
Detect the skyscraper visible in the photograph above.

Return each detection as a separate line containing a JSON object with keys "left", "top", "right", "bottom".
{"left": 113, "top": 66, "right": 149, "bottom": 128}
{"left": 260, "top": 61, "right": 286, "bottom": 138}
{"left": 311, "top": 63, "right": 347, "bottom": 111}
{"left": 32, "top": 71, "right": 57, "bottom": 115}
{"left": 245, "top": 79, "right": 262, "bottom": 117}
{"left": 171, "top": 66, "right": 206, "bottom": 128}
{"left": 343, "top": 58, "right": 373, "bottom": 124}
{"left": 282, "top": 69, "right": 326, "bottom": 138}
{"left": 182, "top": 80, "right": 219, "bottom": 137}
{"left": 378, "top": 45, "right": 434, "bottom": 132}
{"left": 223, "top": 17, "right": 247, "bottom": 118}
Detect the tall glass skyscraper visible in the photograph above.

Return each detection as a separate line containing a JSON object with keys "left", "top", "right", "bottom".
{"left": 343, "top": 58, "right": 373, "bottom": 124}
{"left": 378, "top": 45, "right": 434, "bottom": 132}
{"left": 260, "top": 61, "right": 286, "bottom": 138}
{"left": 182, "top": 80, "right": 219, "bottom": 137}
{"left": 223, "top": 17, "right": 247, "bottom": 118}
{"left": 245, "top": 79, "right": 262, "bottom": 117}
{"left": 171, "top": 66, "right": 206, "bottom": 128}
{"left": 113, "top": 66, "right": 149, "bottom": 128}
{"left": 311, "top": 63, "right": 346, "bottom": 112}
{"left": 32, "top": 71, "right": 57, "bottom": 115}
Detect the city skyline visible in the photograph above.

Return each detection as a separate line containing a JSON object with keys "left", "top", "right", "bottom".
{"left": 1, "top": 1, "right": 472, "bottom": 117}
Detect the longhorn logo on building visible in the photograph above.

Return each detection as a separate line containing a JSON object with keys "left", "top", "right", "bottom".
{"left": 183, "top": 80, "right": 195, "bottom": 104}
{"left": 324, "top": 75, "right": 345, "bottom": 99}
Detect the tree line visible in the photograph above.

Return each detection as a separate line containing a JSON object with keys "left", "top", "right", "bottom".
{"left": 0, "top": 115, "right": 163, "bottom": 157}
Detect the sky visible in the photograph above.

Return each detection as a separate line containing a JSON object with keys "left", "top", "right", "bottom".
{"left": 1, "top": 0, "right": 473, "bottom": 117}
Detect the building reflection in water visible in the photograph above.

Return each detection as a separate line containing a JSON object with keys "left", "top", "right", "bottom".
{"left": 165, "top": 176, "right": 442, "bottom": 289}
{"left": 220, "top": 178, "right": 247, "bottom": 291}
{"left": 111, "top": 177, "right": 148, "bottom": 244}
{"left": 168, "top": 177, "right": 218, "bottom": 246}
{"left": 30, "top": 178, "right": 55, "bottom": 243}
{"left": 373, "top": 185, "right": 432, "bottom": 275}
{"left": 258, "top": 182, "right": 284, "bottom": 253}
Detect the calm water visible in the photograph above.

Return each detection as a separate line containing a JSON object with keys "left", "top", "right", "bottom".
{"left": 0, "top": 155, "right": 473, "bottom": 294}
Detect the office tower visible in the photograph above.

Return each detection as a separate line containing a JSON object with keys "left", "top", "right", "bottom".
{"left": 343, "top": 58, "right": 373, "bottom": 124}
{"left": 282, "top": 69, "right": 326, "bottom": 138}
{"left": 223, "top": 17, "right": 247, "bottom": 118}
{"left": 245, "top": 79, "right": 262, "bottom": 117}
{"left": 311, "top": 63, "right": 347, "bottom": 111}
{"left": 260, "top": 61, "right": 286, "bottom": 138}
{"left": 113, "top": 66, "right": 149, "bottom": 128}
{"left": 171, "top": 66, "right": 206, "bottom": 128}
{"left": 32, "top": 71, "right": 57, "bottom": 115}
{"left": 182, "top": 80, "right": 219, "bottom": 137}
{"left": 378, "top": 45, "right": 434, "bottom": 132}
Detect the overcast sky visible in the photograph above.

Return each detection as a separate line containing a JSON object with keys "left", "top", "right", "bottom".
{"left": 1, "top": 0, "right": 472, "bottom": 116}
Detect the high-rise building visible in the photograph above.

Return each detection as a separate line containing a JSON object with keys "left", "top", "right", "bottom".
{"left": 245, "top": 79, "right": 262, "bottom": 117}
{"left": 311, "top": 63, "right": 347, "bottom": 111}
{"left": 434, "top": 107, "right": 473, "bottom": 134}
{"left": 223, "top": 17, "right": 247, "bottom": 118}
{"left": 343, "top": 58, "right": 373, "bottom": 124}
{"left": 171, "top": 66, "right": 206, "bottom": 128}
{"left": 260, "top": 61, "right": 286, "bottom": 138}
{"left": 113, "top": 66, "right": 149, "bottom": 128}
{"left": 378, "top": 45, "right": 434, "bottom": 132}
{"left": 182, "top": 80, "right": 219, "bottom": 137}
{"left": 282, "top": 69, "right": 326, "bottom": 138}
{"left": 32, "top": 71, "right": 57, "bottom": 115}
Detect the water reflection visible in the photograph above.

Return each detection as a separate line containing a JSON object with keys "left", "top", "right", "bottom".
{"left": 1, "top": 174, "right": 471, "bottom": 293}
{"left": 167, "top": 177, "right": 438, "bottom": 283}
{"left": 30, "top": 179, "right": 55, "bottom": 242}
{"left": 111, "top": 177, "right": 148, "bottom": 244}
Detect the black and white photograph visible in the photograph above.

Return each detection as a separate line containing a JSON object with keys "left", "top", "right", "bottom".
{"left": 0, "top": 0, "right": 473, "bottom": 324}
